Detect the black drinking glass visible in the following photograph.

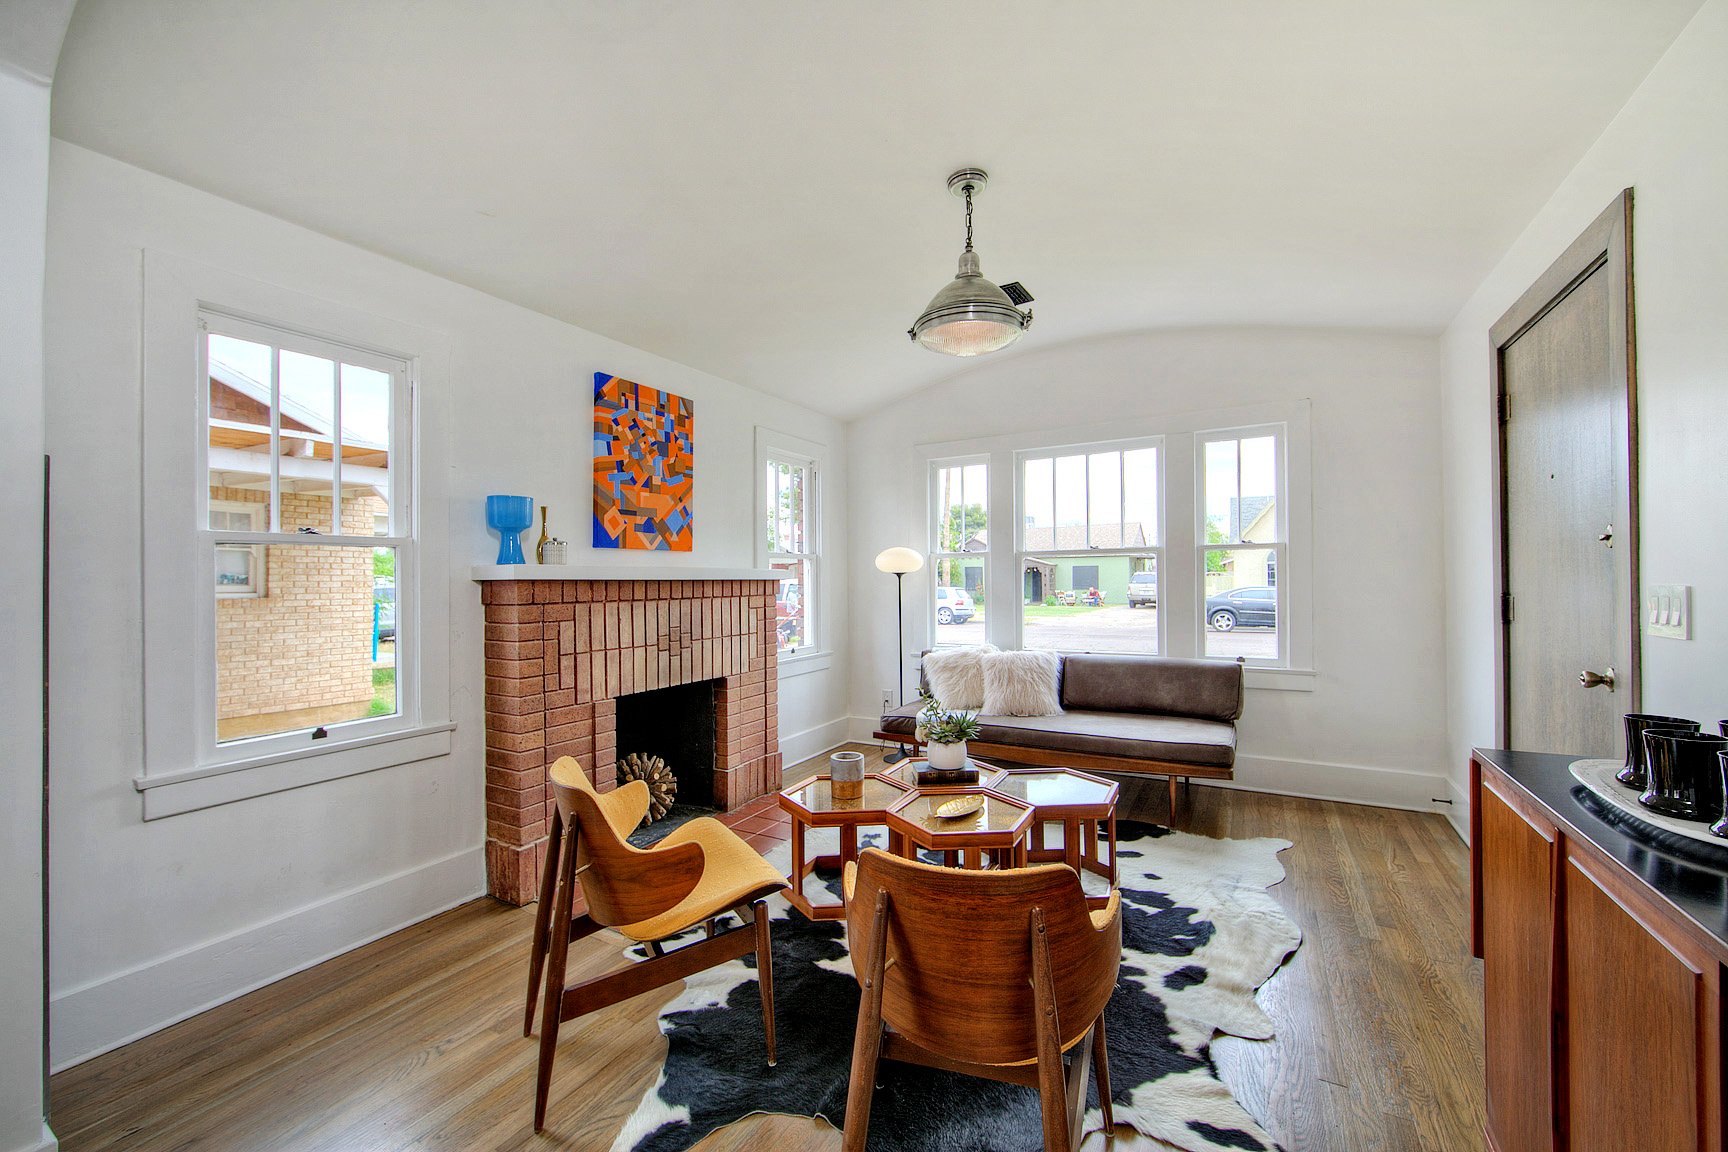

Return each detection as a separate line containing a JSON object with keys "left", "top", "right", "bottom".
{"left": 1639, "top": 730, "right": 1728, "bottom": 822}
{"left": 1618, "top": 713, "right": 1700, "bottom": 788}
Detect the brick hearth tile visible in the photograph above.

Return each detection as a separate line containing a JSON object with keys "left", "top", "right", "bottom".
{"left": 576, "top": 582, "right": 594, "bottom": 602}
{"left": 485, "top": 839, "right": 542, "bottom": 905}
{"left": 486, "top": 728, "right": 545, "bottom": 753}
{"left": 488, "top": 604, "right": 542, "bottom": 624}
{"left": 543, "top": 602, "right": 574, "bottom": 622}
{"left": 485, "top": 747, "right": 544, "bottom": 772}
{"left": 490, "top": 814, "right": 547, "bottom": 848}
{"left": 544, "top": 688, "right": 575, "bottom": 709}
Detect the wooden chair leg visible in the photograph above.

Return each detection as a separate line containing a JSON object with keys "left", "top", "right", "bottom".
{"left": 842, "top": 888, "right": 891, "bottom": 1152}
{"left": 534, "top": 822, "right": 581, "bottom": 1132}
{"left": 1093, "top": 1012, "right": 1114, "bottom": 1131}
{"left": 1063, "top": 1023, "right": 1096, "bottom": 1150}
{"left": 523, "top": 809, "right": 563, "bottom": 1036}
{"left": 1029, "top": 906, "right": 1072, "bottom": 1152}
{"left": 750, "top": 899, "right": 777, "bottom": 1066}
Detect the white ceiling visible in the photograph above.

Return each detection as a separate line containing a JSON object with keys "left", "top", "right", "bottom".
{"left": 50, "top": 1, "right": 1702, "bottom": 419}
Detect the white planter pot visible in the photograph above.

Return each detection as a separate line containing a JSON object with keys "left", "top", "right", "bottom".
{"left": 926, "top": 740, "right": 968, "bottom": 770}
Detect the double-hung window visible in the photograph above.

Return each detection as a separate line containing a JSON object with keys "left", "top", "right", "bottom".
{"left": 763, "top": 451, "right": 818, "bottom": 655}
{"left": 201, "top": 312, "right": 413, "bottom": 746}
{"left": 1199, "top": 428, "right": 1285, "bottom": 661}
{"left": 1017, "top": 440, "right": 1161, "bottom": 654}
{"left": 930, "top": 459, "right": 988, "bottom": 647}
{"left": 137, "top": 249, "right": 453, "bottom": 819}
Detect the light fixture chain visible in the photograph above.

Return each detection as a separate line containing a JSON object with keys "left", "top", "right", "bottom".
{"left": 963, "top": 184, "right": 974, "bottom": 252}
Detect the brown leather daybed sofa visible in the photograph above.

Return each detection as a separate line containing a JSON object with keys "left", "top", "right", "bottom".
{"left": 876, "top": 653, "right": 1245, "bottom": 819}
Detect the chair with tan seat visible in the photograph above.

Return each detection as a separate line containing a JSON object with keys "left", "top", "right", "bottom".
{"left": 525, "top": 755, "right": 789, "bottom": 1131}
{"left": 842, "top": 847, "right": 1121, "bottom": 1152}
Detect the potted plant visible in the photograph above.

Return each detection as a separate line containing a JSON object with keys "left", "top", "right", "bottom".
{"left": 922, "top": 705, "right": 982, "bottom": 770}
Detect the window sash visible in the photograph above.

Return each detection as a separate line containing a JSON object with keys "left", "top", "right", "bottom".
{"left": 200, "top": 310, "right": 409, "bottom": 539}
{"left": 1197, "top": 424, "right": 1287, "bottom": 665}
{"left": 196, "top": 312, "right": 417, "bottom": 762}
{"left": 764, "top": 453, "right": 818, "bottom": 656}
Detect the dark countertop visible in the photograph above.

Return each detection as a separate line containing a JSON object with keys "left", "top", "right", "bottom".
{"left": 1474, "top": 747, "right": 1728, "bottom": 953}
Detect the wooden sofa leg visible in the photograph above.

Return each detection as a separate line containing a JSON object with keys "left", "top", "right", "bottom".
{"left": 1168, "top": 776, "right": 1179, "bottom": 826}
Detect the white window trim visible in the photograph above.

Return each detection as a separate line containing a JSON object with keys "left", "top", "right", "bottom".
{"left": 138, "top": 250, "right": 453, "bottom": 817}
{"left": 754, "top": 427, "right": 830, "bottom": 676}
{"left": 910, "top": 400, "right": 1313, "bottom": 689}
{"left": 928, "top": 454, "right": 990, "bottom": 647}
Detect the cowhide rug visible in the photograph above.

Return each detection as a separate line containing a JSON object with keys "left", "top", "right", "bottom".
{"left": 608, "top": 825, "right": 1300, "bottom": 1152}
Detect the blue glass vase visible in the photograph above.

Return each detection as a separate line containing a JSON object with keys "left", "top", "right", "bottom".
{"left": 485, "top": 495, "right": 535, "bottom": 565}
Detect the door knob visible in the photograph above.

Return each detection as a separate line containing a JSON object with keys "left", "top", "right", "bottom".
{"left": 1579, "top": 666, "right": 1617, "bottom": 691}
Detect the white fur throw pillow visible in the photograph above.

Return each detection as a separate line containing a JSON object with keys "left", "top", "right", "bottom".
{"left": 981, "top": 650, "right": 1064, "bottom": 717}
{"left": 921, "top": 644, "right": 997, "bottom": 710}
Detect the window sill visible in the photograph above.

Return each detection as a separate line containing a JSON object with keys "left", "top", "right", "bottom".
{"left": 1244, "top": 667, "right": 1316, "bottom": 692}
{"left": 777, "top": 650, "right": 833, "bottom": 679}
{"left": 134, "top": 722, "right": 456, "bottom": 819}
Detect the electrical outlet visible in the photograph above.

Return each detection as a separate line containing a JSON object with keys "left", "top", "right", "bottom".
{"left": 881, "top": 689, "right": 894, "bottom": 712}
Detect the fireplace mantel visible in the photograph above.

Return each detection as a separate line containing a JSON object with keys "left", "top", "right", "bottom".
{"left": 476, "top": 573, "right": 782, "bottom": 903}
{"left": 472, "top": 563, "right": 784, "bottom": 582}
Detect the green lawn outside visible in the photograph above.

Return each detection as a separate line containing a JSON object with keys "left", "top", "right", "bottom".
{"left": 369, "top": 666, "right": 396, "bottom": 717}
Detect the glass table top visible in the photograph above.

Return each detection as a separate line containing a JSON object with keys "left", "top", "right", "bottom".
{"left": 781, "top": 774, "right": 909, "bottom": 816}
{"left": 890, "top": 790, "right": 1030, "bottom": 837}
{"left": 988, "top": 769, "right": 1118, "bottom": 810}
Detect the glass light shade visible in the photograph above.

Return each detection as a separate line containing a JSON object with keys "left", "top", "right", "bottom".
{"left": 909, "top": 249, "right": 1031, "bottom": 356}
{"left": 875, "top": 546, "right": 925, "bottom": 575}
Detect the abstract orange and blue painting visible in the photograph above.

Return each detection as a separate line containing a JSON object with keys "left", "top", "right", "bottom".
{"left": 592, "top": 372, "right": 694, "bottom": 551}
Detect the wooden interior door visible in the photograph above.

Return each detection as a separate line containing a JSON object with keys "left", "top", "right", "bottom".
{"left": 1479, "top": 775, "right": 1560, "bottom": 1152}
{"left": 1495, "top": 191, "right": 1638, "bottom": 757}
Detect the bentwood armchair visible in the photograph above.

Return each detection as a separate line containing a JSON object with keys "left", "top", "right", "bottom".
{"left": 842, "top": 847, "right": 1121, "bottom": 1152}
{"left": 525, "top": 756, "right": 788, "bottom": 1131}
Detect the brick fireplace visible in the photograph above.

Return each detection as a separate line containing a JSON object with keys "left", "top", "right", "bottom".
{"left": 477, "top": 573, "right": 782, "bottom": 903}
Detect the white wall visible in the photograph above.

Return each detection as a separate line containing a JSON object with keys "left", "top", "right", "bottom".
{"left": 0, "top": 56, "right": 56, "bottom": 1152}
{"left": 43, "top": 142, "right": 848, "bottom": 1067}
{"left": 1440, "top": 0, "right": 1728, "bottom": 813}
{"left": 848, "top": 327, "right": 1451, "bottom": 812}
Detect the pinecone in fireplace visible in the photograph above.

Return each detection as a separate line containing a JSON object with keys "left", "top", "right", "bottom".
{"left": 618, "top": 753, "right": 677, "bottom": 825}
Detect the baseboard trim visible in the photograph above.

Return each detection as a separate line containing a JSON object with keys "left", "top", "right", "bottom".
{"left": 777, "top": 716, "right": 853, "bottom": 772}
{"left": 50, "top": 847, "right": 484, "bottom": 1071}
{"left": 4, "top": 1124, "right": 57, "bottom": 1152}
{"left": 1445, "top": 775, "right": 1470, "bottom": 843}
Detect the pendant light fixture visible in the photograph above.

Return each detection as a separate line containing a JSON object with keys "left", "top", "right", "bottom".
{"left": 908, "top": 167, "right": 1033, "bottom": 357}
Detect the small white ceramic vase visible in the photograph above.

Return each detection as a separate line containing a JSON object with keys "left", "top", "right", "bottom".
{"left": 926, "top": 740, "right": 968, "bottom": 771}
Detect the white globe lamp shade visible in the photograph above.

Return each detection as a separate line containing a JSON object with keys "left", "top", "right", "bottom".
{"left": 875, "top": 547, "right": 925, "bottom": 575}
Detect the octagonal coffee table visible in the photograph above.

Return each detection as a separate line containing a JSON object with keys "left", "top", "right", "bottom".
{"left": 885, "top": 787, "right": 1034, "bottom": 870}
{"left": 986, "top": 767, "right": 1120, "bottom": 900}
{"left": 779, "top": 773, "right": 912, "bottom": 921}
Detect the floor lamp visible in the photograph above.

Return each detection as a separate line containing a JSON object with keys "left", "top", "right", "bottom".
{"left": 875, "top": 546, "right": 924, "bottom": 764}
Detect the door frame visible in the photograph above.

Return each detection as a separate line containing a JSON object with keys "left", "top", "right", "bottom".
{"left": 1490, "top": 188, "right": 1640, "bottom": 746}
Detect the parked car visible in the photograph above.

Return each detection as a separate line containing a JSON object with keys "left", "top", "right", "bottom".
{"left": 935, "top": 586, "right": 974, "bottom": 625}
{"left": 1205, "top": 586, "right": 1276, "bottom": 631}
{"left": 1127, "top": 571, "right": 1158, "bottom": 608}
{"left": 374, "top": 579, "right": 396, "bottom": 641}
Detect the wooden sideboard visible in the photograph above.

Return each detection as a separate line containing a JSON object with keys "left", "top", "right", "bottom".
{"left": 1471, "top": 749, "right": 1728, "bottom": 1152}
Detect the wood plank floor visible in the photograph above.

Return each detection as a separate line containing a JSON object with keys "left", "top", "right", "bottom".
{"left": 50, "top": 744, "right": 1483, "bottom": 1152}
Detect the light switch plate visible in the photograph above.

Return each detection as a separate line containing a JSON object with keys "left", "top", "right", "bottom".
{"left": 1646, "top": 584, "right": 1691, "bottom": 640}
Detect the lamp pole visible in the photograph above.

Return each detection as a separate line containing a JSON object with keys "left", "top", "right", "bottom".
{"left": 875, "top": 546, "right": 925, "bottom": 765}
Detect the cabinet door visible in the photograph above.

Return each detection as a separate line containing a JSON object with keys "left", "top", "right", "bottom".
{"left": 1565, "top": 849, "right": 1714, "bottom": 1152}
{"left": 1479, "top": 774, "right": 1560, "bottom": 1152}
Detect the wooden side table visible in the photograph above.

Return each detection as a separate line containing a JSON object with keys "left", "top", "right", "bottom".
{"left": 778, "top": 773, "right": 911, "bottom": 921}
{"left": 986, "top": 767, "right": 1119, "bottom": 903}
{"left": 885, "top": 787, "right": 1034, "bottom": 870}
